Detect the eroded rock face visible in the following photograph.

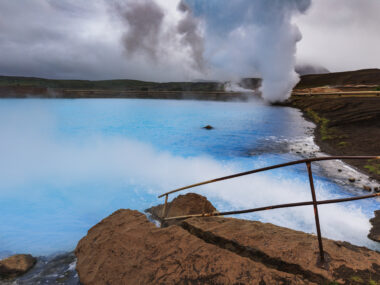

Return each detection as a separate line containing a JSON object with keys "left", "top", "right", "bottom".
{"left": 0, "top": 254, "right": 36, "bottom": 279}
{"left": 369, "top": 210, "right": 380, "bottom": 242}
{"left": 75, "top": 209, "right": 309, "bottom": 285}
{"left": 145, "top": 193, "right": 216, "bottom": 225}
{"left": 183, "top": 217, "right": 380, "bottom": 284}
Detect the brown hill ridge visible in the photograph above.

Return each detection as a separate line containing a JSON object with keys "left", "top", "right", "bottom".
{"left": 296, "top": 68, "right": 380, "bottom": 89}
{"left": 75, "top": 193, "right": 380, "bottom": 285}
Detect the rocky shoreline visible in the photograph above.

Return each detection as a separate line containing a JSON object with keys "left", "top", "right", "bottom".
{"left": 289, "top": 96, "right": 380, "bottom": 185}
{"left": 284, "top": 128, "right": 380, "bottom": 195}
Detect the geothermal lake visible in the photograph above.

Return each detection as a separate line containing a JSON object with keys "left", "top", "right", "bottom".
{"left": 0, "top": 98, "right": 379, "bottom": 257}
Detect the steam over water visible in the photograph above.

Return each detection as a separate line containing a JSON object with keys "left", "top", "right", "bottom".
{"left": 0, "top": 98, "right": 379, "bottom": 256}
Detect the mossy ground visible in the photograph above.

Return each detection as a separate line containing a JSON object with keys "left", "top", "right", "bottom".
{"left": 305, "top": 108, "right": 338, "bottom": 141}
{"left": 364, "top": 160, "right": 380, "bottom": 176}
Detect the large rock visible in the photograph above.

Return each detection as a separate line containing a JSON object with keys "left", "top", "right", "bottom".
{"left": 183, "top": 217, "right": 380, "bottom": 284}
{"left": 369, "top": 210, "right": 380, "bottom": 242}
{"left": 75, "top": 209, "right": 309, "bottom": 285}
{"left": 145, "top": 193, "right": 217, "bottom": 224}
{"left": 0, "top": 254, "right": 36, "bottom": 279}
{"left": 76, "top": 192, "right": 380, "bottom": 285}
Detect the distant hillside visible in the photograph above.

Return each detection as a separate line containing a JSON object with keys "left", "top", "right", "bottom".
{"left": 1, "top": 68, "right": 379, "bottom": 94}
{"left": 0, "top": 75, "right": 223, "bottom": 92}
{"left": 296, "top": 68, "right": 380, "bottom": 88}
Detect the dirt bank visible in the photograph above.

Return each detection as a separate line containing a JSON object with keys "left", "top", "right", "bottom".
{"left": 295, "top": 68, "right": 380, "bottom": 89}
{"left": 290, "top": 96, "right": 380, "bottom": 182}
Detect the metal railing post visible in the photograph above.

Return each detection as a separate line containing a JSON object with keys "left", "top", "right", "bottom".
{"left": 162, "top": 194, "right": 169, "bottom": 219}
{"left": 306, "top": 162, "right": 325, "bottom": 263}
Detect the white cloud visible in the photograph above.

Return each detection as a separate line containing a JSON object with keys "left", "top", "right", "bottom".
{"left": 0, "top": 0, "right": 203, "bottom": 81}
{"left": 295, "top": 0, "right": 380, "bottom": 71}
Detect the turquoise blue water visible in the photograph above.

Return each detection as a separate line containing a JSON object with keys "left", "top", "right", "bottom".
{"left": 0, "top": 98, "right": 378, "bottom": 256}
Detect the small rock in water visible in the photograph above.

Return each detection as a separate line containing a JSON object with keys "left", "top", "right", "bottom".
{"left": 0, "top": 254, "right": 36, "bottom": 279}
{"left": 338, "top": 169, "right": 342, "bottom": 172}
{"left": 348, "top": 178, "right": 356, "bottom": 183}
{"left": 374, "top": 187, "right": 380, "bottom": 193}
{"left": 202, "top": 125, "right": 214, "bottom": 130}
{"left": 363, "top": 185, "right": 372, "bottom": 192}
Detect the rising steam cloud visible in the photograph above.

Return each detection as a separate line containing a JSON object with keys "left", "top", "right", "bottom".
{"left": 186, "top": 0, "right": 312, "bottom": 102}
{"left": 177, "top": 0, "right": 205, "bottom": 71}
{"left": 115, "top": 0, "right": 311, "bottom": 102}
{"left": 116, "top": 0, "right": 205, "bottom": 72}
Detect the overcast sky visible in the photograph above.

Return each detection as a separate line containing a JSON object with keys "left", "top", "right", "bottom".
{"left": 295, "top": 0, "right": 380, "bottom": 73}
{"left": 0, "top": 0, "right": 379, "bottom": 81}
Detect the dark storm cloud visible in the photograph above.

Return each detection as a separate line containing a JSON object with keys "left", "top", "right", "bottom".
{"left": 0, "top": 0, "right": 205, "bottom": 80}
{"left": 115, "top": 0, "right": 205, "bottom": 72}
{"left": 0, "top": 0, "right": 122, "bottom": 80}
{"left": 119, "top": 0, "right": 165, "bottom": 60}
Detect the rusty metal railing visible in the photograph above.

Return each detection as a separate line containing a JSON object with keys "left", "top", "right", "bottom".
{"left": 158, "top": 156, "right": 380, "bottom": 263}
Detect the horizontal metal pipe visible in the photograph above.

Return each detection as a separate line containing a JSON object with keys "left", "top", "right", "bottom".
{"left": 292, "top": 91, "right": 380, "bottom": 96}
{"left": 163, "top": 192, "right": 380, "bottom": 221}
{"left": 158, "top": 156, "right": 379, "bottom": 198}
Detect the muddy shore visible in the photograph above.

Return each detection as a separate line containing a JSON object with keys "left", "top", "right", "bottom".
{"left": 289, "top": 96, "right": 380, "bottom": 182}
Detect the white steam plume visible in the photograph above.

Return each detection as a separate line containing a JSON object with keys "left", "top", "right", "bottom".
{"left": 112, "top": 0, "right": 311, "bottom": 101}
{"left": 177, "top": 0, "right": 205, "bottom": 71}
{"left": 185, "top": 0, "right": 311, "bottom": 102}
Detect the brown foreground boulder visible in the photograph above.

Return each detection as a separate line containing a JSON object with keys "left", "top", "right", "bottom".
{"left": 76, "top": 208, "right": 380, "bottom": 284}
{"left": 76, "top": 209, "right": 310, "bottom": 285}
{"left": 369, "top": 210, "right": 380, "bottom": 242}
{"left": 0, "top": 254, "right": 36, "bottom": 279}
